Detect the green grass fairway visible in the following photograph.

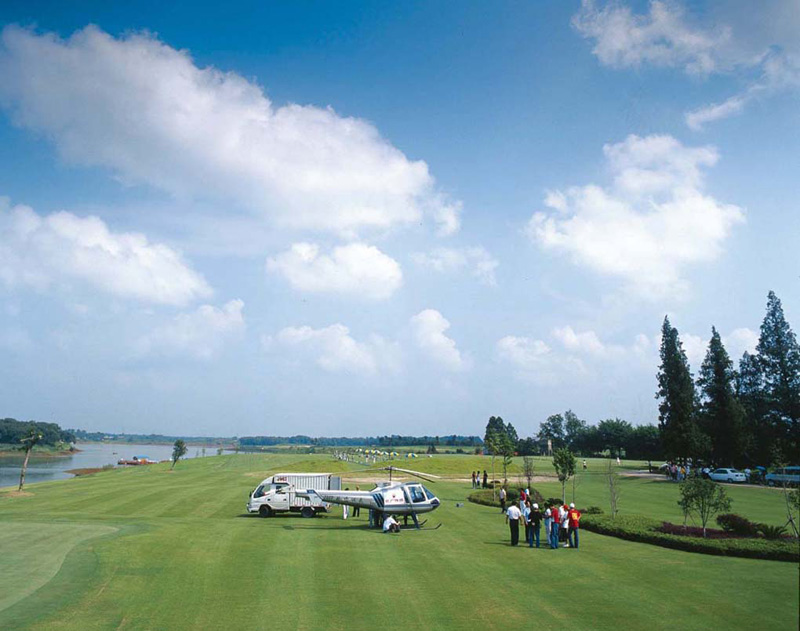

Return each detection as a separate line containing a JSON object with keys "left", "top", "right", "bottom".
{"left": 1, "top": 454, "right": 797, "bottom": 631}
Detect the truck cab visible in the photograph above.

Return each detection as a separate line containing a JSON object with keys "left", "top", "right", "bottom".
{"left": 250, "top": 481, "right": 291, "bottom": 514}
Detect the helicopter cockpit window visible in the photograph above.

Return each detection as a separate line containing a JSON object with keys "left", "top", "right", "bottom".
{"left": 422, "top": 486, "right": 435, "bottom": 500}
{"left": 409, "top": 485, "right": 426, "bottom": 503}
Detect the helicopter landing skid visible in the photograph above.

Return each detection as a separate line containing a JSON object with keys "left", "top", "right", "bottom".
{"left": 402, "top": 522, "right": 442, "bottom": 531}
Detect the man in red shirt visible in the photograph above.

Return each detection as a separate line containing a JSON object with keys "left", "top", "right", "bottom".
{"left": 567, "top": 503, "right": 581, "bottom": 549}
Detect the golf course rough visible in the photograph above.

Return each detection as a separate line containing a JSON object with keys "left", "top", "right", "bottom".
{"left": 0, "top": 454, "right": 797, "bottom": 631}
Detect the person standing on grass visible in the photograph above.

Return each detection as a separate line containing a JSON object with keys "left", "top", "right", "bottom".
{"left": 483, "top": 470, "right": 488, "bottom": 489}
{"left": 519, "top": 488, "right": 526, "bottom": 513}
{"left": 543, "top": 504, "right": 552, "bottom": 546}
{"left": 353, "top": 486, "right": 361, "bottom": 517}
{"left": 499, "top": 486, "right": 507, "bottom": 513}
{"left": 561, "top": 503, "right": 570, "bottom": 546}
{"left": 506, "top": 502, "right": 522, "bottom": 546}
{"left": 471, "top": 471, "right": 476, "bottom": 488}
{"left": 523, "top": 500, "right": 532, "bottom": 547}
{"left": 530, "top": 503, "right": 542, "bottom": 548}
{"left": 550, "top": 504, "right": 560, "bottom": 549}
{"left": 568, "top": 503, "right": 581, "bottom": 549}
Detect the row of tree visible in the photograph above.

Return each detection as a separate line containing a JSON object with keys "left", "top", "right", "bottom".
{"left": 659, "top": 291, "right": 799, "bottom": 466}
{"left": 0, "top": 418, "right": 75, "bottom": 447}
{"left": 485, "top": 412, "right": 663, "bottom": 461}
{"left": 484, "top": 291, "right": 798, "bottom": 469}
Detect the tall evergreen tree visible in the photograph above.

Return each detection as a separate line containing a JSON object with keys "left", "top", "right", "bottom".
{"left": 657, "top": 316, "right": 707, "bottom": 462}
{"left": 697, "top": 328, "right": 745, "bottom": 466}
{"left": 757, "top": 291, "right": 800, "bottom": 457}
{"left": 736, "top": 351, "right": 771, "bottom": 464}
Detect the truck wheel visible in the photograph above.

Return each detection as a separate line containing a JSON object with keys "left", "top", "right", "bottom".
{"left": 259, "top": 505, "right": 273, "bottom": 518}
{"left": 301, "top": 506, "right": 315, "bottom": 519}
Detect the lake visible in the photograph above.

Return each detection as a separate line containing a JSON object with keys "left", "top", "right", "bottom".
{"left": 0, "top": 442, "right": 235, "bottom": 489}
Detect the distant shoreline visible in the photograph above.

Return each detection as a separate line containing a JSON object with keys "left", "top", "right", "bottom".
{"left": 0, "top": 445, "right": 80, "bottom": 458}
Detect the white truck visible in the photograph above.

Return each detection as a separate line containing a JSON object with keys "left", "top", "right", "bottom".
{"left": 246, "top": 472, "right": 342, "bottom": 518}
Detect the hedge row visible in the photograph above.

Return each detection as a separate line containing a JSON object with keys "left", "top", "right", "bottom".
{"left": 581, "top": 515, "right": 799, "bottom": 563}
{"left": 467, "top": 488, "right": 545, "bottom": 508}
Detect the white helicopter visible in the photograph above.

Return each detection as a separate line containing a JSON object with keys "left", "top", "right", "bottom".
{"left": 295, "top": 466, "right": 441, "bottom": 529}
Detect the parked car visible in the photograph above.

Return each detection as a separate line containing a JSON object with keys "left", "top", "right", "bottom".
{"left": 765, "top": 466, "right": 800, "bottom": 487}
{"left": 708, "top": 468, "right": 747, "bottom": 483}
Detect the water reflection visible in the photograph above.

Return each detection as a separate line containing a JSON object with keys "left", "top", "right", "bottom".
{"left": 0, "top": 442, "right": 234, "bottom": 489}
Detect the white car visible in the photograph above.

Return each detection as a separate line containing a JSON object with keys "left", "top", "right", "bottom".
{"left": 708, "top": 468, "right": 746, "bottom": 483}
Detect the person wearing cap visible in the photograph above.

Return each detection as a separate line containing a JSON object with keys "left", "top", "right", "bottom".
{"left": 506, "top": 502, "right": 522, "bottom": 546}
{"left": 529, "top": 502, "right": 542, "bottom": 548}
{"left": 567, "top": 503, "right": 582, "bottom": 549}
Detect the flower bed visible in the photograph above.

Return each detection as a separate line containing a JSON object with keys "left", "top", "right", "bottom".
{"left": 581, "top": 514, "right": 799, "bottom": 563}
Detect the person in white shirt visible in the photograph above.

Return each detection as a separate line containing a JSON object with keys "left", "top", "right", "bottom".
{"left": 506, "top": 504, "right": 522, "bottom": 546}
{"left": 544, "top": 505, "right": 552, "bottom": 547}
{"left": 383, "top": 514, "right": 400, "bottom": 533}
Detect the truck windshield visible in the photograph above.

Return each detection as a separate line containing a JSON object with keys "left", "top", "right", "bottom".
{"left": 254, "top": 485, "right": 265, "bottom": 498}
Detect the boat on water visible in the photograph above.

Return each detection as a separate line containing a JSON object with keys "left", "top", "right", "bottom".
{"left": 117, "top": 455, "right": 157, "bottom": 466}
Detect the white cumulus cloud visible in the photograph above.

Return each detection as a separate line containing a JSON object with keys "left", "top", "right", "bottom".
{"left": 572, "top": 0, "right": 729, "bottom": 75}
{"left": 552, "top": 326, "right": 610, "bottom": 356}
{"left": 528, "top": 134, "right": 744, "bottom": 299}
{"left": 410, "top": 309, "right": 470, "bottom": 372}
{"left": 411, "top": 246, "right": 498, "bottom": 286}
{"left": 573, "top": 1, "right": 800, "bottom": 129}
{"left": 495, "top": 335, "right": 586, "bottom": 385}
{"left": 267, "top": 324, "right": 400, "bottom": 375}
{"left": 0, "top": 199, "right": 211, "bottom": 305}
{"left": 266, "top": 242, "right": 402, "bottom": 300}
{"left": 0, "top": 25, "right": 460, "bottom": 236}
{"left": 136, "top": 299, "right": 245, "bottom": 360}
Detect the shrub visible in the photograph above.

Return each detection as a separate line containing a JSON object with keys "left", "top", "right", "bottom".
{"left": 584, "top": 506, "right": 604, "bottom": 515}
{"left": 581, "top": 515, "right": 798, "bottom": 563}
{"left": 468, "top": 487, "right": 544, "bottom": 508}
{"left": 716, "top": 513, "right": 759, "bottom": 536}
{"left": 757, "top": 524, "right": 787, "bottom": 540}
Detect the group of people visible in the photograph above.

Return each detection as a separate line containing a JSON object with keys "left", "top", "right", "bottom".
{"left": 665, "top": 462, "right": 690, "bottom": 481}
{"left": 505, "top": 490, "right": 582, "bottom": 549}
{"left": 470, "top": 470, "right": 489, "bottom": 489}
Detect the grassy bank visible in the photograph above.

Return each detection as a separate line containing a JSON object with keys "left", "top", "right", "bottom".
{"left": 0, "top": 453, "right": 796, "bottom": 631}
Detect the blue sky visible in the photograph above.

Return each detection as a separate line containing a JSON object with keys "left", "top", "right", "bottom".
{"left": 0, "top": 1, "right": 797, "bottom": 437}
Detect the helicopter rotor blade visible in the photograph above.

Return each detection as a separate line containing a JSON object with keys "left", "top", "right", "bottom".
{"left": 385, "top": 467, "right": 440, "bottom": 483}
{"left": 335, "top": 465, "right": 440, "bottom": 483}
